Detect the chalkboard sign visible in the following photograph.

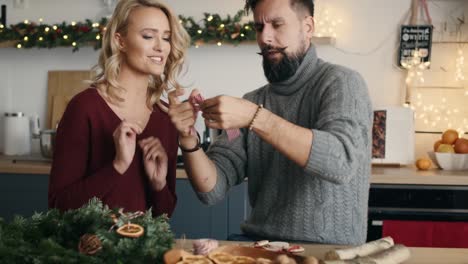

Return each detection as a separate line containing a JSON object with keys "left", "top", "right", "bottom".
{"left": 398, "top": 25, "right": 433, "bottom": 68}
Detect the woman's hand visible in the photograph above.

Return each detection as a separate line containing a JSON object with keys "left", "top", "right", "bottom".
{"left": 139, "top": 137, "right": 168, "bottom": 191}
{"left": 168, "top": 88, "right": 200, "bottom": 150}
{"left": 113, "top": 120, "right": 142, "bottom": 174}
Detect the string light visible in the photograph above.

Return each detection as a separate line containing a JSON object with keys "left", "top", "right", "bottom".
{"left": 197, "top": 30, "right": 202, "bottom": 34}
{"left": 71, "top": 21, "right": 77, "bottom": 26}
{"left": 63, "top": 35, "right": 69, "bottom": 40}
{"left": 455, "top": 48, "right": 465, "bottom": 81}
{"left": 38, "top": 18, "right": 43, "bottom": 23}
{"left": 314, "top": 8, "right": 342, "bottom": 38}
{"left": 23, "top": 36, "right": 28, "bottom": 41}
{"left": 96, "top": 35, "right": 101, "bottom": 40}
{"left": 217, "top": 42, "right": 222, "bottom": 46}
{"left": 52, "top": 25, "right": 58, "bottom": 30}
{"left": 72, "top": 42, "right": 77, "bottom": 47}
{"left": 401, "top": 49, "right": 430, "bottom": 85}
{"left": 207, "top": 16, "right": 213, "bottom": 22}
{"left": 38, "top": 37, "right": 43, "bottom": 41}
{"left": 45, "top": 27, "right": 50, "bottom": 32}
{"left": 92, "top": 23, "right": 100, "bottom": 28}
{"left": 23, "top": 20, "right": 29, "bottom": 24}
{"left": 413, "top": 92, "right": 467, "bottom": 134}
{"left": 16, "top": 44, "right": 22, "bottom": 49}
{"left": 0, "top": 24, "right": 4, "bottom": 29}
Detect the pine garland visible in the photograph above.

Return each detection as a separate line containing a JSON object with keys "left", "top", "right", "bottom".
{"left": 0, "top": 198, "right": 174, "bottom": 263}
{"left": 0, "top": 10, "right": 255, "bottom": 51}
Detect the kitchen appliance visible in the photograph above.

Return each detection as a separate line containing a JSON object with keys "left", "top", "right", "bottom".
{"left": 39, "top": 129, "right": 56, "bottom": 159}
{"left": 367, "top": 184, "right": 468, "bottom": 246}
{"left": 3, "top": 112, "right": 31, "bottom": 155}
{"left": 372, "top": 106, "right": 415, "bottom": 165}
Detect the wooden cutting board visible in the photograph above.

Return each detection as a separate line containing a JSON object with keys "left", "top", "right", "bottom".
{"left": 46, "top": 70, "right": 93, "bottom": 129}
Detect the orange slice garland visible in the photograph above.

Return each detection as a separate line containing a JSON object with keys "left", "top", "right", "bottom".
{"left": 116, "top": 223, "right": 144, "bottom": 238}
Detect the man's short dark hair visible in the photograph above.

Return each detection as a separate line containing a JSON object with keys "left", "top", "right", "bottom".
{"left": 244, "top": 0, "right": 314, "bottom": 17}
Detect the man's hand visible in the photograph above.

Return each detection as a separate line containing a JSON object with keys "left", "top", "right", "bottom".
{"left": 201, "top": 96, "right": 258, "bottom": 130}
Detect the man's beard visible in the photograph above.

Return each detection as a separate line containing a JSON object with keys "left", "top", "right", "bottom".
{"left": 258, "top": 45, "right": 307, "bottom": 83}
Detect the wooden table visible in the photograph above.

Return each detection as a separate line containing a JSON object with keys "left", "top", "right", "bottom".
{"left": 176, "top": 240, "right": 468, "bottom": 264}
{"left": 2, "top": 155, "right": 468, "bottom": 186}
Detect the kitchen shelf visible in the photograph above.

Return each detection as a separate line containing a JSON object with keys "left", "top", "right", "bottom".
{"left": 0, "top": 36, "right": 335, "bottom": 49}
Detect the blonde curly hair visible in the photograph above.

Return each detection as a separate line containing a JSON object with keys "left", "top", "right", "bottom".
{"left": 93, "top": 0, "right": 190, "bottom": 108}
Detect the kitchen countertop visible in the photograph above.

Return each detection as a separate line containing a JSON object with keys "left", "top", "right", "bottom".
{"left": 1, "top": 155, "right": 468, "bottom": 185}
{"left": 175, "top": 239, "right": 468, "bottom": 264}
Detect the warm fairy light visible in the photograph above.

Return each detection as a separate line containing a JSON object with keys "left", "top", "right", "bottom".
{"left": 92, "top": 23, "right": 100, "bottom": 28}
{"left": 45, "top": 27, "right": 50, "bottom": 32}
{"left": 96, "top": 35, "right": 101, "bottom": 40}
{"left": 71, "top": 21, "right": 77, "bottom": 26}
{"left": 72, "top": 42, "right": 77, "bottom": 46}
{"left": 24, "top": 20, "right": 29, "bottom": 24}
{"left": 17, "top": 44, "right": 22, "bottom": 49}
{"left": 0, "top": 24, "right": 4, "bottom": 29}
{"left": 314, "top": 8, "right": 342, "bottom": 38}
{"left": 38, "top": 37, "right": 43, "bottom": 41}
{"left": 220, "top": 24, "right": 225, "bottom": 28}
{"left": 402, "top": 49, "right": 430, "bottom": 85}
{"left": 455, "top": 48, "right": 465, "bottom": 81}
{"left": 38, "top": 18, "right": 43, "bottom": 23}
{"left": 197, "top": 30, "right": 202, "bottom": 34}
{"left": 217, "top": 42, "right": 222, "bottom": 46}
{"left": 63, "top": 35, "right": 68, "bottom": 40}
{"left": 413, "top": 92, "right": 467, "bottom": 132}
{"left": 207, "top": 16, "right": 213, "bottom": 22}
{"left": 241, "top": 33, "right": 245, "bottom": 37}
{"left": 53, "top": 25, "right": 58, "bottom": 30}
{"left": 23, "top": 36, "right": 28, "bottom": 41}
{"left": 244, "top": 25, "right": 250, "bottom": 30}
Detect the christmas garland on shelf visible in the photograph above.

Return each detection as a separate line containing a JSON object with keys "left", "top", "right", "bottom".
{"left": 0, "top": 198, "right": 174, "bottom": 263}
{"left": 0, "top": 10, "right": 256, "bottom": 52}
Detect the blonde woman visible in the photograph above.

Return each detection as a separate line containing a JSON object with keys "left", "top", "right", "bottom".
{"left": 48, "top": 0, "right": 190, "bottom": 217}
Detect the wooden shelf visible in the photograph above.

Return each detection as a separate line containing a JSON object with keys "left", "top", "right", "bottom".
{"left": 0, "top": 37, "right": 335, "bottom": 49}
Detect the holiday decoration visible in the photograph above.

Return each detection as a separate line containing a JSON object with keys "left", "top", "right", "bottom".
{"left": 78, "top": 234, "right": 103, "bottom": 255}
{"left": 0, "top": 10, "right": 256, "bottom": 51}
{"left": 0, "top": 198, "right": 174, "bottom": 263}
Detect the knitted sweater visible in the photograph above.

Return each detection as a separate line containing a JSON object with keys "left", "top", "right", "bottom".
{"left": 198, "top": 46, "right": 373, "bottom": 245}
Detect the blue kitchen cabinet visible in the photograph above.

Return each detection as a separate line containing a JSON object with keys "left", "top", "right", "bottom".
{"left": 0, "top": 173, "right": 49, "bottom": 221}
{"left": 0, "top": 173, "right": 250, "bottom": 241}
{"left": 169, "top": 179, "right": 249, "bottom": 240}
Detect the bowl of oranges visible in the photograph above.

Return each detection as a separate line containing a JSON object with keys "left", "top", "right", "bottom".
{"left": 428, "top": 129, "right": 468, "bottom": 171}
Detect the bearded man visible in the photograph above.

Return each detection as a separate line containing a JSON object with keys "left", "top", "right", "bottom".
{"left": 168, "top": 0, "right": 373, "bottom": 245}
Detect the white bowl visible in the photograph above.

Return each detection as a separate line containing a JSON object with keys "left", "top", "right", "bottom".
{"left": 433, "top": 152, "right": 468, "bottom": 170}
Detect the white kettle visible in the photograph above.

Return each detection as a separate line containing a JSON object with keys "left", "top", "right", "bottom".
{"left": 3, "top": 112, "right": 31, "bottom": 155}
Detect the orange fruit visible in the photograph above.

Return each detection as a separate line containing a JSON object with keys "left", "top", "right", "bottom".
{"left": 442, "top": 129, "right": 459, "bottom": 145}
{"left": 433, "top": 139, "right": 442, "bottom": 152}
{"left": 454, "top": 138, "right": 468, "bottom": 154}
{"left": 416, "top": 158, "right": 432, "bottom": 170}
{"left": 116, "top": 223, "right": 144, "bottom": 238}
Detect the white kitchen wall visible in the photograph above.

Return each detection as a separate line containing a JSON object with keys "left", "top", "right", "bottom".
{"left": 0, "top": 0, "right": 467, "bottom": 160}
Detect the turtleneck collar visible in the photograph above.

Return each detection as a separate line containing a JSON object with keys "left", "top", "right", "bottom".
{"left": 268, "top": 45, "right": 319, "bottom": 96}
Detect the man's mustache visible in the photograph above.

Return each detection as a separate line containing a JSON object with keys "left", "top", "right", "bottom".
{"left": 257, "top": 46, "right": 288, "bottom": 56}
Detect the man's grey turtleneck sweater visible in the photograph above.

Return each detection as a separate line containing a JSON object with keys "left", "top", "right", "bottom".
{"left": 197, "top": 46, "right": 373, "bottom": 245}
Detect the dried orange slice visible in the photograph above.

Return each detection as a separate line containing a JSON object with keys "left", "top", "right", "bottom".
{"left": 116, "top": 223, "right": 144, "bottom": 238}
{"left": 233, "top": 256, "right": 256, "bottom": 264}
{"left": 178, "top": 255, "right": 213, "bottom": 264}
{"left": 208, "top": 252, "right": 236, "bottom": 264}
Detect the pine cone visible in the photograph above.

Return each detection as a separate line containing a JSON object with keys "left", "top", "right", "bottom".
{"left": 78, "top": 234, "right": 102, "bottom": 255}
